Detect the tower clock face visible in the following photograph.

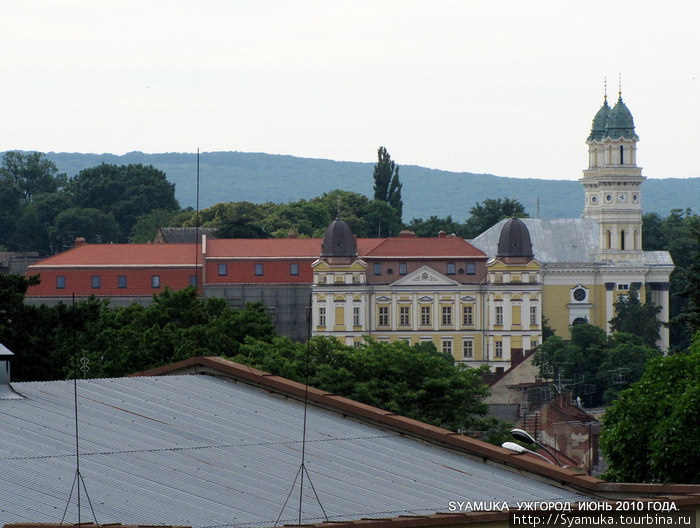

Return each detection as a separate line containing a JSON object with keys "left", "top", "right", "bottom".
{"left": 573, "top": 288, "right": 586, "bottom": 302}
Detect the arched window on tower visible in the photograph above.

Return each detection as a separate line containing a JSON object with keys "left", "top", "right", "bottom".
{"left": 605, "top": 229, "right": 612, "bottom": 250}
{"left": 620, "top": 145, "right": 624, "bottom": 164}
{"left": 620, "top": 230, "right": 626, "bottom": 250}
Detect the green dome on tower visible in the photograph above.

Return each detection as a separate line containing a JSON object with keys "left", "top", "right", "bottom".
{"left": 605, "top": 94, "right": 639, "bottom": 140}
{"left": 587, "top": 97, "right": 611, "bottom": 141}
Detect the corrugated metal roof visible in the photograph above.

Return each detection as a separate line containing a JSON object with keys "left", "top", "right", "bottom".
{"left": 1, "top": 374, "right": 591, "bottom": 527}
{"left": 471, "top": 218, "right": 672, "bottom": 267}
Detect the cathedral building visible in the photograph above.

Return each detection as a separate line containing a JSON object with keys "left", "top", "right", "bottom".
{"left": 471, "top": 91, "right": 673, "bottom": 350}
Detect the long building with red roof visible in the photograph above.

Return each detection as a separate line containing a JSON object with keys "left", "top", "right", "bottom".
{"left": 25, "top": 219, "right": 542, "bottom": 368}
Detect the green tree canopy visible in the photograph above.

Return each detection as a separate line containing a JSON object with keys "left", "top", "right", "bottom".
{"left": 463, "top": 197, "right": 527, "bottom": 238}
{"left": 48, "top": 207, "right": 122, "bottom": 249}
{"left": 0, "top": 151, "right": 67, "bottom": 203}
{"left": 600, "top": 334, "right": 700, "bottom": 483}
{"left": 534, "top": 324, "right": 660, "bottom": 406}
{"left": 232, "top": 337, "right": 492, "bottom": 432}
{"left": 372, "top": 146, "right": 403, "bottom": 221}
{"left": 69, "top": 163, "right": 179, "bottom": 240}
{"left": 608, "top": 289, "right": 662, "bottom": 348}
{"left": 406, "top": 215, "right": 465, "bottom": 237}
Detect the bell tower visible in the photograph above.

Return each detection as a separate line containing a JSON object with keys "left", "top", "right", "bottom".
{"left": 580, "top": 84, "right": 645, "bottom": 260}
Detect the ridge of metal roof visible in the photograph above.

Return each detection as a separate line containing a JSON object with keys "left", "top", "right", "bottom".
{"left": 2, "top": 357, "right": 697, "bottom": 527}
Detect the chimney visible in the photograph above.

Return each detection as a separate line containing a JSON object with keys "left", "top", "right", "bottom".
{"left": 0, "top": 344, "right": 23, "bottom": 400}
{"left": 74, "top": 237, "right": 87, "bottom": 248}
{"left": 438, "top": 230, "right": 447, "bottom": 238}
{"left": 398, "top": 230, "right": 416, "bottom": 238}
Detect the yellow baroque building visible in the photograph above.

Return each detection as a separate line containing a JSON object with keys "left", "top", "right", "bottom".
{"left": 312, "top": 217, "right": 543, "bottom": 372}
{"left": 472, "top": 90, "right": 673, "bottom": 350}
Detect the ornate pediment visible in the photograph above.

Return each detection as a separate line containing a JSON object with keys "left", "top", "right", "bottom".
{"left": 392, "top": 265, "right": 459, "bottom": 287}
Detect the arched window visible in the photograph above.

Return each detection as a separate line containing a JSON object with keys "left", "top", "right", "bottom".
{"left": 619, "top": 145, "right": 624, "bottom": 164}
{"left": 572, "top": 317, "right": 588, "bottom": 325}
{"left": 605, "top": 229, "right": 612, "bottom": 249}
{"left": 620, "top": 230, "right": 626, "bottom": 251}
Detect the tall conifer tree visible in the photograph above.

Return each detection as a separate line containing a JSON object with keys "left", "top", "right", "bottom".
{"left": 372, "top": 146, "right": 403, "bottom": 220}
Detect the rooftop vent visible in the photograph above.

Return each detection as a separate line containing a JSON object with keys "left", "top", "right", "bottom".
{"left": 0, "top": 344, "right": 23, "bottom": 400}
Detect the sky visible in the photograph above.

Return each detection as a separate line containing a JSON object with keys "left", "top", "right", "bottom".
{"left": 2, "top": 0, "right": 699, "bottom": 181}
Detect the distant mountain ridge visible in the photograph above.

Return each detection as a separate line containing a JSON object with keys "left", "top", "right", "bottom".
{"left": 40, "top": 151, "right": 699, "bottom": 221}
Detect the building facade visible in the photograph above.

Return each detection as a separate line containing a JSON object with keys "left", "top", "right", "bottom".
{"left": 471, "top": 91, "right": 673, "bottom": 349}
{"left": 312, "top": 220, "right": 542, "bottom": 369}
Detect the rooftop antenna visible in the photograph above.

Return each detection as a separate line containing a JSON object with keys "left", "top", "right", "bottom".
{"left": 603, "top": 76, "right": 608, "bottom": 103}
{"left": 61, "top": 293, "right": 100, "bottom": 525}
{"left": 618, "top": 73, "right": 622, "bottom": 99}
{"left": 195, "top": 148, "right": 201, "bottom": 286}
{"left": 275, "top": 293, "right": 328, "bottom": 526}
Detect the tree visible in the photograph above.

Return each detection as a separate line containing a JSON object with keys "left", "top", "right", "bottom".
{"left": 406, "top": 215, "right": 465, "bottom": 237}
{"left": 600, "top": 334, "right": 700, "bottom": 483}
{"left": 372, "top": 146, "right": 403, "bottom": 221}
{"left": 233, "top": 337, "right": 497, "bottom": 433}
{"left": 0, "top": 151, "right": 67, "bottom": 203}
{"left": 208, "top": 202, "right": 272, "bottom": 238}
{"left": 69, "top": 163, "right": 179, "bottom": 240}
{"left": 130, "top": 208, "right": 183, "bottom": 243}
{"left": 47, "top": 207, "right": 122, "bottom": 249}
{"left": 463, "top": 197, "right": 527, "bottom": 238}
{"left": 671, "top": 223, "right": 700, "bottom": 339}
{"left": 608, "top": 288, "right": 662, "bottom": 348}
{"left": 534, "top": 324, "right": 659, "bottom": 406}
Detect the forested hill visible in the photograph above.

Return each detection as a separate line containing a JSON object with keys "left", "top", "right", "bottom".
{"left": 43, "top": 151, "right": 699, "bottom": 221}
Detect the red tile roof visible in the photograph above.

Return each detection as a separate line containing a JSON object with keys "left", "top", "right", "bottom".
{"left": 205, "top": 238, "right": 322, "bottom": 258}
{"left": 27, "top": 236, "right": 484, "bottom": 269}
{"left": 205, "top": 237, "right": 386, "bottom": 258}
{"left": 29, "top": 244, "right": 200, "bottom": 268}
{"left": 365, "top": 236, "right": 486, "bottom": 258}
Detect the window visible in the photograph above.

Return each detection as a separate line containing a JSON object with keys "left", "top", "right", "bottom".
{"left": 218, "top": 263, "right": 228, "bottom": 276}
{"left": 420, "top": 305, "right": 431, "bottom": 326}
{"left": 442, "top": 339, "right": 453, "bottom": 356}
{"left": 91, "top": 275, "right": 101, "bottom": 289}
{"left": 190, "top": 275, "right": 198, "bottom": 287}
{"left": 618, "top": 284, "right": 630, "bottom": 291}
{"left": 466, "top": 263, "right": 476, "bottom": 275}
{"left": 463, "top": 339, "right": 474, "bottom": 358}
{"left": 56, "top": 276, "right": 66, "bottom": 289}
{"left": 254, "top": 263, "right": 264, "bottom": 276}
{"left": 290, "top": 263, "right": 299, "bottom": 276}
{"left": 462, "top": 305, "right": 473, "bottom": 326}
{"left": 495, "top": 306, "right": 503, "bottom": 325}
{"left": 529, "top": 306, "right": 537, "bottom": 326}
{"left": 378, "top": 306, "right": 389, "bottom": 326}
{"left": 353, "top": 306, "right": 360, "bottom": 326}
{"left": 441, "top": 305, "right": 452, "bottom": 326}
{"left": 399, "top": 262, "right": 407, "bottom": 275}
{"left": 446, "top": 263, "right": 456, "bottom": 275}
{"left": 318, "top": 307, "right": 326, "bottom": 327}
{"left": 118, "top": 275, "right": 127, "bottom": 289}
{"left": 373, "top": 263, "right": 381, "bottom": 275}
{"left": 151, "top": 275, "right": 160, "bottom": 288}
{"left": 399, "top": 306, "right": 410, "bottom": 326}
{"left": 495, "top": 341, "right": 503, "bottom": 358}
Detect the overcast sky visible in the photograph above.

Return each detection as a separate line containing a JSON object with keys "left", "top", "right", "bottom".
{"left": 3, "top": 0, "right": 698, "bottom": 181}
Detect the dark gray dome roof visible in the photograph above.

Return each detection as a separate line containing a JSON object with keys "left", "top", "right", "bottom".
{"left": 321, "top": 218, "right": 356, "bottom": 258}
{"left": 497, "top": 217, "right": 534, "bottom": 258}
{"left": 587, "top": 97, "right": 611, "bottom": 141}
